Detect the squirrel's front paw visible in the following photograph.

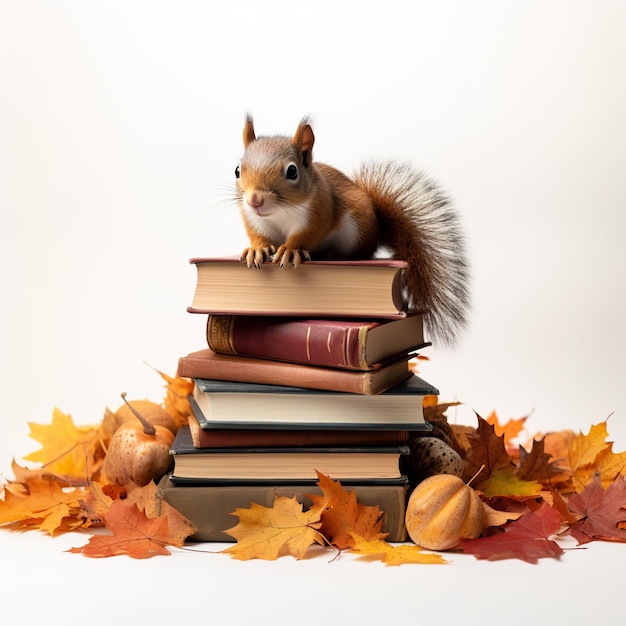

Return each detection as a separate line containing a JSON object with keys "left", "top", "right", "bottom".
{"left": 240, "top": 246, "right": 276, "bottom": 269}
{"left": 272, "top": 246, "right": 312, "bottom": 268}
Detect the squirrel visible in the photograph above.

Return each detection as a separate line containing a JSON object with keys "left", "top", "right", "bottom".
{"left": 234, "top": 115, "right": 470, "bottom": 346}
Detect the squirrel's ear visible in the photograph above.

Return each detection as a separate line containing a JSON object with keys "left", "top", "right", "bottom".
{"left": 243, "top": 114, "right": 256, "bottom": 147}
{"left": 292, "top": 120, "right": 314, "bottom": 167}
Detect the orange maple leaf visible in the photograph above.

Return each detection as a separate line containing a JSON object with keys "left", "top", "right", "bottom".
{"left": 349, "top": 533, "right": 448, "bottom": 565}
{"left": 307, "top": 471, "right": 387, "bottom": 549}
{"left": 222, "top": 495, "right": 326, "bottom": 560}
{"left": 24, "top": 408, "right": 104, "bottom": 481}
{"left": 126, "top": 481, "right": 197, "bottom": 544}
{"left": 152, "top": 367, "right": 195, "bottom": 430}
{"left": 77, "top": 481, "right": 113, "bottom": 527}
{"left": 0, "top": 463, "right": 86, "bottom": 535}
{"left": 486, "top": 411, "right": 527, "bottom": 452}
{"left": 68, "top": 497, "right": 194, "bottom": 558}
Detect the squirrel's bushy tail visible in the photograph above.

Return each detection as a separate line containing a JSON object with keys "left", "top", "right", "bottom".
{"left": 353, "top": 161, "right": 470, "bottom": 346}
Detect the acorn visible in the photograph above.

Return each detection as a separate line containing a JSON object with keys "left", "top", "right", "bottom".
{"left": 404, "top": 436, "right": 464, "bottom": 486}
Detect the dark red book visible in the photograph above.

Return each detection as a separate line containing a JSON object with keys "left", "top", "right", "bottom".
{"left": 186, "top": 406, "right": 412, "bottom": 449}
{"left": 206, "top": 313, "right": 427, "bottom": 370}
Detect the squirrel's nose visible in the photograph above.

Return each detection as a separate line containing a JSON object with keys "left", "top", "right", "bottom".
{"left": 247, "top": 192, "right": 265, "bottom": 209}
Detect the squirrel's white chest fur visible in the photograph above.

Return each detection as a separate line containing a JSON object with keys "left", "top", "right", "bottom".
{"left": 243, "top": 198, "right": 360, "bottom": 254}
{"left": 244, "top": 198, "right": 311, "bottom": 241}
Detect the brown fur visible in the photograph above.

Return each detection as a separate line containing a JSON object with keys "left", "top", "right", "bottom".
{"left": 235, "top": 116, "right": 470, "bottom": 346}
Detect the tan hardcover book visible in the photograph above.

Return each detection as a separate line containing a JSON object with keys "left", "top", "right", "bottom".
{"left": 187, "top": 257, "right": 409, "bottom": 319}
{"left": 155, "top": 474, "right": 409, "bottom": 543}
{"left": 170, "top": 425, "right": 409, "bottom": 481}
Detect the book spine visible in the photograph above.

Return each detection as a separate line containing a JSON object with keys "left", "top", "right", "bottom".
{"left": 156, "top": 477, "right": 409, "bottom": 543}
{"left": 188, "top": 414, "right": 410, "bottom": 448}
{"left": 206, "top": 315, "right": 376, "bottom": 370}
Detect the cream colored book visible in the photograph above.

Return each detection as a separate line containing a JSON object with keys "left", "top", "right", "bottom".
{"left": 187, "top": 257, "right": 410, "bottom": 319}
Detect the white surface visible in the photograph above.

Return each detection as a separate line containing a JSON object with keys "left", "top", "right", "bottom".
{"left": 1, "top": 2, "right": 625, "bottom": 623}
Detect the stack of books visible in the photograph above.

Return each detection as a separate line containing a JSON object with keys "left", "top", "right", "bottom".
{"left": 156, "top": 257, "right": 440, "bottom": 542}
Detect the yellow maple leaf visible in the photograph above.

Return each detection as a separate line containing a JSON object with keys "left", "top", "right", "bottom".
{"left": 568, "top": 420, "right": 614, "bottom": 491}
{"left": 569, "top": 435, "right": 626, "bottom": 491}
{"left": 478, "top": 466, "right": 544, "bottom": 499}
{"left": 24, "top": 408, "right": 102, "bottom": 480}
{"left": 349, "top": 533, "right": 448, "bottom": 565}
{"left": 481, "top": 501, "right": 523, "bottom": 527}
{"left": 222, "top": 495, "right": 326, "bottom": 560}
{"left": 568, "top": 421, "right": 611, "bottom": 469}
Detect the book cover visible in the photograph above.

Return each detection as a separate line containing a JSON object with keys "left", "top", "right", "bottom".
{"left": 188, "top": 257, "right": 409, "bottom": 319}
{"left": 169, "top": 426, "right": 409, "bottom": 481}
{"left": 190, "top": 375, "right": 437, "bottom": 430}
{"left": 187, "top": 411, "right": 413, "bottom": 448}
{"left": 177, "top": 348, "right": 414, "bottom": 395}
{"left": 206, "top": 313, "right": 428, "bottom": 371}
{"left": 155, "top": 474, "right": 409, "bottom": 542}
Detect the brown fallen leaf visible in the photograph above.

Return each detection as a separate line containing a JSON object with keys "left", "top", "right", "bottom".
{"left": 461, "top": 416, "right": 542, "bottom": 499}
{"left": 517, "top": 437, "right": 568, "bottom": 484}
{"left": 462, "top": 415, "right": 515, "bottom": 486}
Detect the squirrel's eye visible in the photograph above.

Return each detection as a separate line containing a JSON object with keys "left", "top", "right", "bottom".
{"left": 235, "top": 165, "right": 240, "bottom": 179}
{"left": 284, "top": 163, "right": 299, "bottom": 181}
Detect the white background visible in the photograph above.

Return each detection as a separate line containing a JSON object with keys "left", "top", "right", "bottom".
{"left": 1, "top": 1, "right": 625, "bottom": 624}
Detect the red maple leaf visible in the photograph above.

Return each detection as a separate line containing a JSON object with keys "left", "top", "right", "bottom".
{"left": 566, "top": 475, "right": 626, "bottom": 545}
{"left": 458, "top": 505, "right": 564, "bottom": 563}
